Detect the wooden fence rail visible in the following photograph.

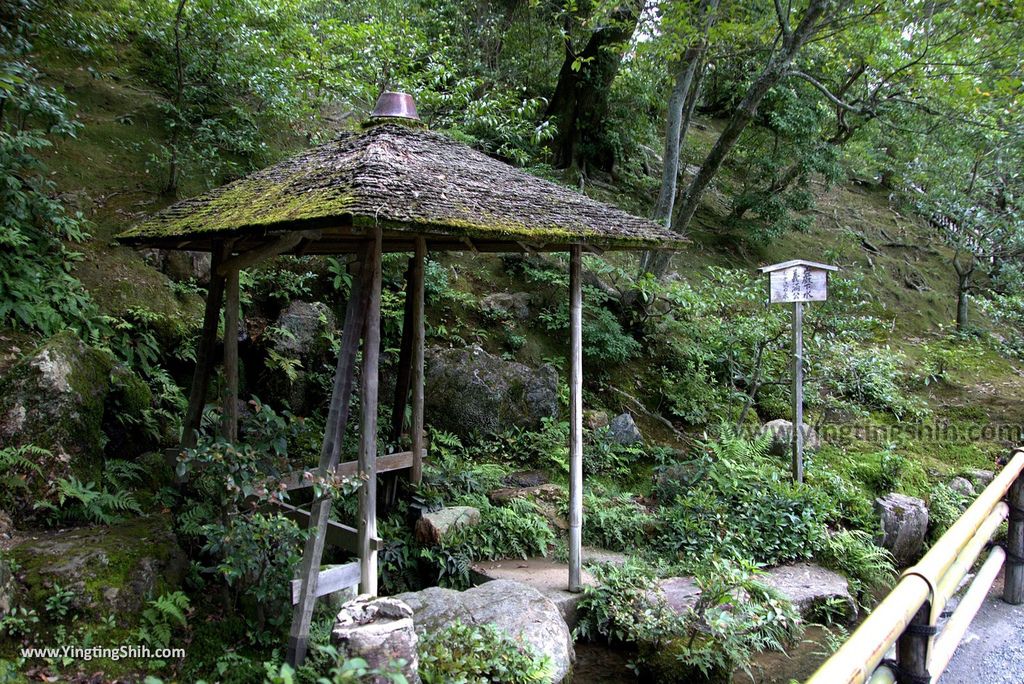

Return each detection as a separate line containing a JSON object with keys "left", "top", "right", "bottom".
{"left": 807, "top": 447, "right": 1024, "bottom": 684}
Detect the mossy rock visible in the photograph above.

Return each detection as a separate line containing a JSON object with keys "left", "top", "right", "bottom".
{"left": 9, "top": 514, "right": 186, "bottom": 627}
{"left": 0, "top": 330, "right": 115, "bottom": 495}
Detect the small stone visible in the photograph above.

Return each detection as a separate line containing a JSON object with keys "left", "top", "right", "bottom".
{"left": 415, "top": 506, "right": 481, "bottom": 544}
{"left": 949, "top": 476, "right": 976, "bottom": 497}
{"left": 760, "top": 419, "right": 821, "bottom": 456}
{"left": 875, "top": 493, "right": 929, "bottom": 566}
{"left": 332, "top": 596, "right": 418, "bottom": 684}
{"left": 607, "top": 413, "right": 642, "bottom": 446}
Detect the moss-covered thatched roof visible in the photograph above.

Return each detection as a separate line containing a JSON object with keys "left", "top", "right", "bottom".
{"left": 116, "top": 124, "right": 684, "bottom": 253}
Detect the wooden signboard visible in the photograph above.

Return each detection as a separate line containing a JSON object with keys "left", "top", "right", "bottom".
{"left": 769, "top": 265, "right": 828, "bottom": 303}
{"left": 759, "top": 259, "right": 838, "bottom": 484}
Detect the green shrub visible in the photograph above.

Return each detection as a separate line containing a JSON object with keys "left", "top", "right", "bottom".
{"left": 582, "top": 492, "right": 652, "bottom": 552}
{"left": 425, "top": 498, "right": 555, "bottom": 588}
{"left": 822, "top": 344, "right": 926, "bottom": 420}
{"left": 656, "top": 429, "right": 828, "bottom": 568}
{"left": 418, "top": 621, "right": 553, "bottom": 684}
{"left": 818, "top": 530, "right": 896, "bottom": 603}
{"left": 577, "top": 559, "right": 801, "bottom": 683}
{"left": 927, "top": 483, "right": 969, "bottom": 544}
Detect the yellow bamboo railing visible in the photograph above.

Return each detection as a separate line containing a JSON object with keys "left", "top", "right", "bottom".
{"left": 806, "top": 448, "right": 1024, "bottom": 684}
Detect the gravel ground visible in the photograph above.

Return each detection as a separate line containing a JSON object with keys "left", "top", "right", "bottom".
{"left": 941, "top": 574, "right": 1024, "bottom": 684}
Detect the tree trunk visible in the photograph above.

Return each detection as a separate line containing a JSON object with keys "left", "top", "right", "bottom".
{"left": 953, "top": 251, "right": 974, "bottom": 332}
{"left": 635, "top": 0, "right": 718, "bottom": 280}
{"left": 643, "top": 0, "right": 831, "bottom": 279}
{"left": 956, "top": 284, "right": 969, "bottom": 331}
{"left": 546, "top": 0, "right": 643, "bottom": 172}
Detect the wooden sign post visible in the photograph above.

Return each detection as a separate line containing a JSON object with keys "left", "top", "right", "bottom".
{"left": 758, "top": 260, "right": 838, "bottom": 483}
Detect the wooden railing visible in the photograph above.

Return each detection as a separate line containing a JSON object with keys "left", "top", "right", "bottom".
{"left": 807, "top": 448, "right": 1024, "bottom": 684}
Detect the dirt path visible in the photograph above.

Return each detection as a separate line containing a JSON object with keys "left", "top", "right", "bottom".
{"left": 942, "top": 574, "right": 1024, "bottom": 684}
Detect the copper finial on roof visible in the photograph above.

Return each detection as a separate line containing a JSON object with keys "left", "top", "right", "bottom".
{"left": 370, "top": 91, "right": 419, "bottom": 121}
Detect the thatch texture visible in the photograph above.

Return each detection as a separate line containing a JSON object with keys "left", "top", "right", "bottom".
{"left": 116, "top": 124, "right": 684, "bottom": 252}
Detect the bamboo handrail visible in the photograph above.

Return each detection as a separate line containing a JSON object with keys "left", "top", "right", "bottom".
{"left": 806, "top": 448, "right": 1024, "bottom": 684}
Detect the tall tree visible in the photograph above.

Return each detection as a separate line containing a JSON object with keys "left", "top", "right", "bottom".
{"left": 638, "top": 0, "right": 720, "bottom": 277}
{"left": 546, "top": 0, "right": 643, "bottom": 174}
{"left": 642, "top": 0, "right": 853, "bottom": 279}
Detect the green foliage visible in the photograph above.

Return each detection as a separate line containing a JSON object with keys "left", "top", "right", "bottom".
{"left": 582, "top": 491, "right": 652, "bottom": 553}
{"left": 425, "top": 498, "right": 554, "bottom": 588}
{"left": 576, "top": 559, "right": 801, "bottom": 682}
{"left": 418, "top": 621, "right": 553, "bottom": 684}
{"left": 821, "top": 344, "right": 927, "bottom": 420}
{"left": 585, "top": 428, "right": 645, "bottom": 477}
{"left": 34, "top": 475, "right": 142, "bottom": 525}
{"left": 136, "top": 591, "right": 190, "bottom": 651}
{"left": 0, "top": 444, "right": 44, "bottom": 512}
{"left": 818, "top": 530, "right": 896, "bottom": 603}
{"left": 0, "top": 3, "right": 98, "bottom": 335}
{"left": 927, "top": 483, "right": 969, "bottom": 544}
{"left": 198, "top": 514, "right": 305, "bottom": 617}
{"left": 853, "top": 446, "right": 929, "bottom": 498}
{"left": 656, "top": 428, "right": 828, "bottom": 568}
{"left": 44, "top": 583, "right": 75, "bottom": 621}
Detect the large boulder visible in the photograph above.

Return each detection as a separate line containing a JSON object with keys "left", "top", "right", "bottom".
{"left": 396, "top": 579, "right": 573, "bottom": 683}
{"left": 759, "top": 563, "right": 857, "bottom": 622}
{"left": 0, "top": 331, "right": 118, "bottom": 504}
{"left": 424, "top": 346, "right": 559, "bottom": 435}
{"left": 481, "top": 292, "right": 531, "bottom": 322}
{"left": 875, "top": 493, "right": 929, "bottom": 566}
{"left": 9, "top": 514, "right": 187, "bottom": 623}
{"left": 760, "top": 419, "right": 821, "bottom": 456}
{"left": 657, "top": 563, "right": 856, "bottom": 623}
{"left": 607, "top": 413, "right": 643, "bottom": 446}
{"left": 332, "top": 596, "right": 419, "bottom": 684}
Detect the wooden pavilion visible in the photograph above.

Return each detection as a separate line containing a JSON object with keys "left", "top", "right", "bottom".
{"left": 116, "top": 92, "right": 684, "bottom": 665}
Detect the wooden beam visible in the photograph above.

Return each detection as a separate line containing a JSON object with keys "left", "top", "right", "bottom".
{"left": 215, "top": 230, "right": 320, "bottom": 276}
{"left": 287, "top": 243, "right": 373, "bottom": 667}
{"left": 222, "top": 268, "right": 240, "bottom": 442}
{"left": 273, "top": 501, "right": 381, "bottom": 553}
{"left": 181, "top": 242, "right": 229, "bottom": 449}
{"left": 568, "top": 244, "right": 584, "bottom": 593}
{"left": 358, "top": 226, "right": 383, "bottom": 596}
{"left": 290, "top": 562, "right": 361, "bottom": 605}
{"left": 279, "top": 450, "right": 419, "bottom": 492}
{"left": 410, "top": 237, "right": 427, "bottom": 486}
{"left": 390, "top": 258, "right": 416, "bottom": 442}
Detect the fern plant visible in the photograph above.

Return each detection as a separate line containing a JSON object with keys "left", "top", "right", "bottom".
{"left": 35, "top": 476, "right": 141, "bottom": 525}
{"left": 0, "top": 444, "right": 45, "bottom": 511}
{"left": 136, "top": 591, "right": 190, "bottom": 651}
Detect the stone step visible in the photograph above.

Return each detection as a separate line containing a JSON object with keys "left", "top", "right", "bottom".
{"left": 471, "top": 547, "right": 627, "bottom": 628}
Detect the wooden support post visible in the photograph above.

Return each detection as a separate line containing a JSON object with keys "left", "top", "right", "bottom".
{"left": 791, "top": 300, "right": 804, "bottom": 484}
{"left": 410, "top": 237, "right": 427, "bottom": 486}
{"left": 181, "top": 242, "right": 229, "bottom": 449}
{"left": 895, "top": 601, "right": 933, "bottom": 684}
{"left": 390, "top": 260, "right": 415, "bottom": 443}
{"left": 287, "top": 244, "right": 373, "bottom": 667}
{"left": 358, "top": 227, "right": 383, "bottom": 596}
{"left": 222, "top": 268, "right": 240, "bottom": 442}
{"left": 1004, "top": 474, "right": 1024, "bottom": 604}
{"left": 568, "top": 245, "right": 583, "bottom": 592}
